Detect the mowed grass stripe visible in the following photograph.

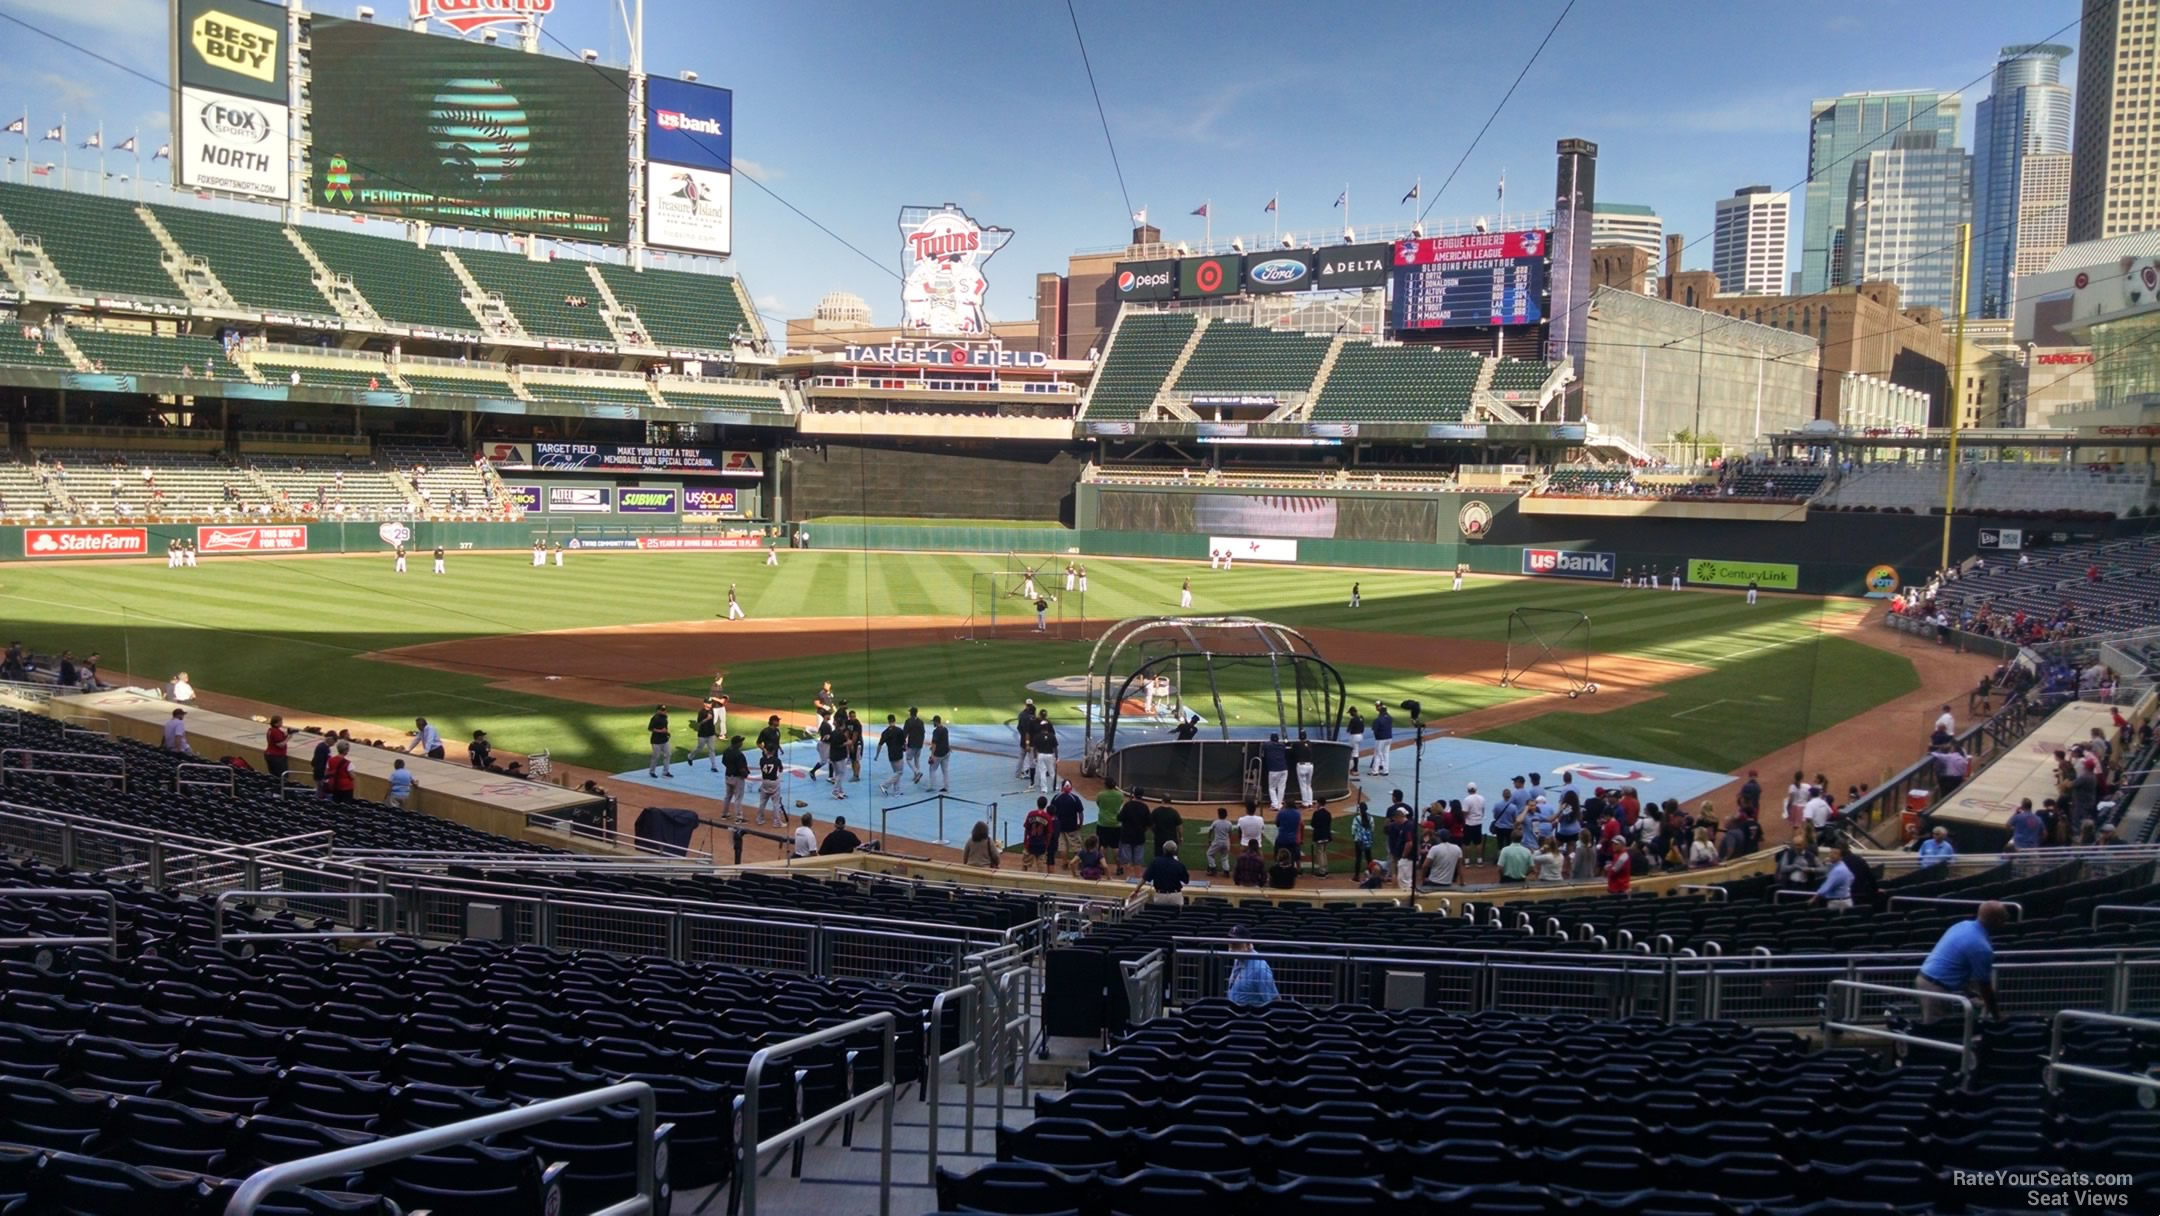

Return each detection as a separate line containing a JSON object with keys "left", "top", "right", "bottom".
{"left": 0, "top": 552, "right": 1913, "bottom": 776}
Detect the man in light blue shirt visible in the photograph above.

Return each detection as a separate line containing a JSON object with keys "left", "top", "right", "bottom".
{"left": 1224, "top": 925, "right": 1278, "bottom": 1006}
{"left": 404, "top": 716, "right": 446, "bottom": 760}
{"left": 1917, "top": 902, "right": 2008, "bottom": 1022}
{"left": 1811, "top": 844, "right": 1854, "bottom": 908}
{"left": 387, "top": 759, "right": 416, "bottom": 810}
{"left": 1917, "top": 827, "right": 1954, "bottom": 867}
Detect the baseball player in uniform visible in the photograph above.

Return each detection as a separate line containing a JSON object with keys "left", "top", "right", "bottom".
{"left": 1021, "top": 569, "right": 1039, "bottom": 600}
{"left": 1670, "top": 565, "right": 1683, "bottom": 591}
{"left": 432, "top": 545, "right": 445, "bottom": 575}
{"left": 645, "top": 704, "right": 674, "bottom": 778}
{"left": 688, "top": 704, "right": 719, "bottom": 770}
{"left": 1179, "top": 578, "right": 1192, "bottom": 609}
{"left": 725, "top": 584, "right": 745, "bottom": 621}
{"left": 1076, "top": 565, "right": 1088, "bottom": 593}
{"left": 928, "top": 715, "right": 951, "bottom": 792}
{"left": 904, "top": 707, "right": 926, "bottom": 782}
{"left": 1064, "top": 562, "right": 1077, "bottom": 591}
{"left": 183, "top": 539, "right": 197, "bottom": 568}
{"left": 532, "top": 540, "right": 546, "bottom": 568}
{"left": 756, "top": 744, "right": 784, "bottom": 821}
{"left": 720, "top": 735, "right": 748, "bottom": 821}
{"left": 394, "top": 544, "right": 407, "bottom": 575}
{"left": 1747, "top": 578, "right": 1759, "bottom": 605}
{"left": 553, "top": 542, "right": 565, "bottom": 568}
{"left": 765, "top": 538, "right": 779, "bottom": 567}
{"left": 167, "top": 538, "right": 181, "bottom": 569}
{"left": 1452, "top": 562, "right": 1466, "bottom": 591}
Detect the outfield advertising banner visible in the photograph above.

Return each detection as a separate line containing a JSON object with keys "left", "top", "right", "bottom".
{"left": 682, "top": 486, "right": 739, "bottom": 514}
{"left": 175, "top": 0, "right": 288, "bottom": 103}
{"left": 506, "top": 485, "right": 542, "bottom": 513}
{"left": 644, "top": 162, "right": 731, "bottom": 256}
{"left": 616, "top": 488, "right": 679, "bottom": 514}
{"left": 1521, "top": 548, "right": 1615, "bottom": 580}
{"left": 24, "top": 527, "right": 149, "bottom": 558}
{"left": 515, "top": 443, "right": 760, "bottom": 475}
{"left": 635, "top": 535, "right": 762, "bottom": 551}
{"left": 177, "top": 86, "right": 289, "bottom": 201}
{"left": 1243, "top": 251, "right": 1316, "bottom": 294}
{"left": 1096, "top": 489, "right": 1438, "bottom": 543}
{"left": 1977, "top": 527, "right": 2024, "bottom": 551}
{"left": 1863, "top": 564, "right": 1901, "bottom": 599}
{"left": 1209, "top": 535, "right": 1298, "bottom": 563}
{"left": 644, "top": 76, "right": 733, "bottom": 169}
{"left": 1113, "top": 260, "right": 1176, "bottom": 302}
{"left": 305, "top": 16, "right": 631, "bottom": 242}
{"left": 1314, "top": 242, "right": 1392, "bottom": 289}
{"left": 1688, "top": 557, "right": 1799, "bottom": 590}
{"left": 1178, "top": 254, "right": 1243, "bottom": 299}
{"left": 196, "top": 525, "right": 306, "bottom": 553}
{"left": 546, "top": 485, "right": 612, "bottom": 513}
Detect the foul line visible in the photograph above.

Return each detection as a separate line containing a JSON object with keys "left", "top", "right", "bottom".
{"left": 1669, "top": 698, "right": 1735, "bottom": 720}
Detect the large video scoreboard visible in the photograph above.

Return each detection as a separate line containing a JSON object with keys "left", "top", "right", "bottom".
{"left": 1390, "top": 229, "right": 1549, "bottom": 331}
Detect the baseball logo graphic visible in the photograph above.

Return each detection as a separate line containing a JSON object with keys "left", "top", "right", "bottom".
{"left": 429, "top": 78, "right": 531, "bottom": 186}
{"left": 1457, "top": 499, "right": 1494, "bottom": 540}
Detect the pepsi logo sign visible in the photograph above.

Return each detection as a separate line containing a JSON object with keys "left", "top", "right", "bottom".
{"left": 1248, "top": 258, "right": 1309, "bottom": 287}
{"left": 1117, "top": 267, "right": 1171, "bottom": 294}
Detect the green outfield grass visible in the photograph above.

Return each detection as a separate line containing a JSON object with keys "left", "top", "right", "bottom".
{"left": 0, "top": 550, "right": 1903, "bottom": 777}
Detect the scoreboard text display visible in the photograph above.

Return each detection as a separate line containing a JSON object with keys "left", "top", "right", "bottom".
{"left": 1390, "top": 229, "right": 1549, "bottom": 331}
{"left": 306, "top": 16, "right": 631, "bottom": 242}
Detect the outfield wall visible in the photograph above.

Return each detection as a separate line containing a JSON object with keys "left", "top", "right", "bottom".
{"left": 781, "top": 444, "right": 1080, "bottom": 525}
{"left": 0, "top": 520, "right": 775, "bottom": 561}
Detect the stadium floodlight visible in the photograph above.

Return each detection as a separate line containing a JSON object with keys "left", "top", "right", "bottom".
{"left": 1174, "top": 242, "right": 1190, "bottom": 256}
{"left": 682, "top": 70, "right": 699, "bottom": 81}
{"left": 355, "top": 4, "right": 373, "bottom": 18}
{"left": 1475, "top": 217, "right": 1490, "bottom": 233}
{"left": 1341, "top": 227, "right": 1355, "bottom": 243}
{"left": 482, "top": 30, "right": 497, "bottom": 42}
{"left": 1410, "top": 223, "right": 1425, "bottom": 238}
{"left": 581, "top": 48, "right": 600, "bottom": 61}
{"left": 1230, "top": 238, "right": 1244, "bottom": 253}
{"left": 1280, "top": 234, "right": 1295, "bottom": 249}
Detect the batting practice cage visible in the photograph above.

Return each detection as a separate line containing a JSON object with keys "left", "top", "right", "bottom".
{"left": 1079, "top": 616, "right": 1354, "bottom": 804}
{"left": 956, "top": 552, "right": 1087, "bottom": 641}
{"left": 1500, "top": 606, "right": 1599, "bottom": 698}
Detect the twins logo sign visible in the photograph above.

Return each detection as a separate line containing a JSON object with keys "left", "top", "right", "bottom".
{"left": 898, "top": 204, "right": 1012, "bottom": 337}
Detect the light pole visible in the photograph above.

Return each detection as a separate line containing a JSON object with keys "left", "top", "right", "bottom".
{"left": 1401, "top": 699, "right": 1424, "bottom": 909}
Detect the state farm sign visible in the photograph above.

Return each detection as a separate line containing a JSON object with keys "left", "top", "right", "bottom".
{"left": 23, "top": 527, "right": 149, "bottom": 558}
{"left": 197, "top": 525, "right": 308, "bottom": 553}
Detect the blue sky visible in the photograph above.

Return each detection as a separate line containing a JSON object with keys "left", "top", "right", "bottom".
{"left": 0, "top": 0, "right": 2084, "bottom": 333}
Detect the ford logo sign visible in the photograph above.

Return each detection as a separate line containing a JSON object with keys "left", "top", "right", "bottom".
{"left": 1249, "top": 258, "right": 1308, "bottom": 286}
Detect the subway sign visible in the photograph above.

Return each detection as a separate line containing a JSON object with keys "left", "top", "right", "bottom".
{"left": 617, "top": 488, "right": 680, "bottom": 514}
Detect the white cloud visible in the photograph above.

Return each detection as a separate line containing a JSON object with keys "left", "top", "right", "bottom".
{"left": 35, "top": 71, "right": 101, "bottom": 113}
{"left": 753, "top": 293, "right": 783, "bottom": 313}
{"left": 1117, "top": 82, "right": 1264, "bottom": 148}
{"left": 731, "top": 156, "right": 782, "bottom": 181}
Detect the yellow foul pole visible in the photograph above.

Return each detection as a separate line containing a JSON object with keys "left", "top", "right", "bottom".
{"left": 1940, "top": 221, "right": 1972, "bottom": 571}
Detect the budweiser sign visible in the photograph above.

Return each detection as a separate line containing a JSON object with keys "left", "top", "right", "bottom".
{"left": 409, "top": 0, "right": 553, "bottom": 35}
{"left": 197, "top": 525, "right": 308, "bottom": 553}
{"left": 23, "top": 527, "right": 149, "bottom": 558}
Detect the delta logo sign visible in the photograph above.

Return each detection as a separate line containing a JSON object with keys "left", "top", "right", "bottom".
{"left": 409, "top": 0, "right": 554, "bottom": 35}
{"left": 25, "top": 527, "right": 149, "bottom": 558}
{"left": 1521, "top": 548, "right": 1615, "bottom": 580}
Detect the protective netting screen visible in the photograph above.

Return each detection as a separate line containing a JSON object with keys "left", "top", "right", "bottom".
{"left": 1095, "top": 490, "right": 1439, "bottom": 543}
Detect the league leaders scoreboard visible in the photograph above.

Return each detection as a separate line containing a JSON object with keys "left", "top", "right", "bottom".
{"left": 1390, "top": 229, "right": 1550, "bottom": 332}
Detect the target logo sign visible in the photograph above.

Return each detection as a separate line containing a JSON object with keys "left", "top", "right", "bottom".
{"left": 1195, "top": 260, "right": 1225, "bottom": 293}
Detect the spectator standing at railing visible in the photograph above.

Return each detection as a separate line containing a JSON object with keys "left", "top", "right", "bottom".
{"left": 1916, "top": 902, "right": 2007, "bottom": 1023}
{"left": 1117, "top": 792, "right": 1153, "bottom": 877}
{"left": 326, "top": 740, "right": 355, "bottom": 803}
{"left": 1933, "top": 745, "right": 1970, "bottom": 797}
{"left": 263, "top": 716, "right": 289, "bottom": 781}
{"left": 2007, "top": 799, "right": 2044, "bottom": 850}
{"left": 1918, "top": 827, "right": 1955, "bottom": 867}
{"left": 161, "top": 708, "right": 191, "bottom": 755}
{"left": 1809, "top": 843, "right": 1855, "bottom": 909}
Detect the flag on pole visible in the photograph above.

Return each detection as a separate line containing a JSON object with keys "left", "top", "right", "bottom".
{"left": 31, "top": 164, "right": 50, "bottom": 176}
{"left": 1332, "top": 191, "right": 1347, "bottom": 208}
{"left": 3, "top": 117, "right": 23, "bottom": 135}
{"left": 80, "top": 130, "right": 100, "bottom": 149}
{"left": 1401, "top": 183, "right": 1419, "bottom": 204}
{"left": 116, "top": 136, "right": 137, "bottom": 154}
{"left": 1131, "top": 208, "right": 1147, "bottom": 224}
{"left": 1189, "top": 202, "right": 1208, "bottom": 218}
{"left": 1497, "top": 171, "right": 1505, "bottom": 201}
{"left": 42, "top": 125, "right": 61, "bottom": 142}
{"left": 153, "top": 144, "right": 170, "bottom": 161}
{"left": 1263, "top": 196, "right": 1277, "bottom": 214}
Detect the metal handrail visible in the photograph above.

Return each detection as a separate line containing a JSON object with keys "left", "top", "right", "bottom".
{"left": 224, "top": 1081, "right": 659, "bottom": 1216}
{"left": 740, "top": 1011, "right": 896, "bottom": 1216}
{"left": 0, "top": 887, "right": 120, "bottom": 957}
{"left": 173, "top": 762, "right": 238, "bottom": 794}
{"left": 1822, "top": 979, "right": 1977, "bottom": 1084}
{"left": 211, "top": 890, "right": 397, "bottom": 949}
{"left": 923, "top": 983, "right": 980, "bottom": 1183}
{"left": 2046, "top": 1010, "right": 2160, "bottom": 1095}
{"left": 1672, "top": 884, "right": 1731, "bottom": 901}
{"left": 1887, "top": 896, "right": 2025, "bottom": 920}
{"left": 1120, "top": 948, "right": 1166, "bottom": 1024}
{"left": 2093, "top": 904, "right": 2160, "bottom": 927}
{"left": 0, "top": 748, "right": 126, "bottom": 790}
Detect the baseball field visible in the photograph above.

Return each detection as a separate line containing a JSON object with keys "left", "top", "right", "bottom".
{"left": 0, "top": 548, "right": 1919, "bottom": 790}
